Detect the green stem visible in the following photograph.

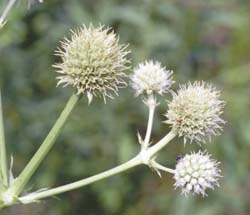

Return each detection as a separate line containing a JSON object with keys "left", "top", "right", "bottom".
{"left": 19, "top": 155, "right": 142, "bottom": 204}
{"left": 151, "top": 161, "right": 175, "bottom": 174}
{"left": 18, "top": 130, "right": 177, "bottom": 204}
{"left": 9, "top": 93, "right": 80, "bottom": 196}
{"left": 147, "top": 129, "right": 178, "bottom": 159}
{"left": 0, "top": 90, "right": 8, "bottom": 186}
{"left": 143, "top": 95, "right": 156, "bottom": 149}
{"left": 0, "top": 0, "right": 17, "bottom": 28}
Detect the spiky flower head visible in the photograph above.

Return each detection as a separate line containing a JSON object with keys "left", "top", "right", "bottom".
{"left": 165, "top": 81, "right": 225, "bottom": 144}
{"left": 130, "top": 61, "right": 174, "bottom": 96}
{"left": 174, "top": 151, "right": 221, "bottom": 197}
{"left": 54, "top": 24, "right": 130, "bottom": 103}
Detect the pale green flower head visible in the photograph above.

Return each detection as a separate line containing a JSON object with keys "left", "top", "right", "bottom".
{"left": 165, "top": 81, "right": 225, "bottom": 144}
{"left": 54, "top": 24, "right": 130, "bottom": 104}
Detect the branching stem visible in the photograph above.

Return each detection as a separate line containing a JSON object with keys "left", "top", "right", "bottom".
{"left": 19, "top": 155, "right": 142, "bottom": 204}
{"left": 147, "top": 129, "right": 178, "bottom": 159}
{"left": 17, "top": 129, "right": 177, "bottom": 205}
{"left": 8, "top": 93, "right": 80, "bottom": 197}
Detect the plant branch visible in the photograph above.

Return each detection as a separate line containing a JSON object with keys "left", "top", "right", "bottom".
{"left": 0, "top": 127, "right": 176, "bottom": 208}
{"left": 19, "top": 155, "right": 142, "bottom": 204}
{"left": 0, "top": 89, "right": 8, "bottom": 186}
{"left": 143, "top": 95, "right": 157, "bottom": 149}
{"left": 17, "top": 129, "right": 177, "bottom": 204}
{"left": 151, "top": 160, "right": 175, "bottom": 174}
{"left": 147, "top": 128, "right": 178, "bottom": 159}
{"left": 8, "top": 93, "right": 81, "bottom": 197}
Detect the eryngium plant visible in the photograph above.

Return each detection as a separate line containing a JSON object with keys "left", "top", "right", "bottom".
{"left": 0, "top": 23, "right": 225, "bottom": 211}
{"left": 54, "top": 25, "right": 130, "bottom": 103}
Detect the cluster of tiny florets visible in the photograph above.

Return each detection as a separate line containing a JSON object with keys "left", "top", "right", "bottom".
{"left": 54, "top": 24, "right": 130, "bottom": 103}
{"left": 174, "top": 151, "right": 221, "bottom": 196}
{"left": 130, "top": 61, "right": 174, "bottom": 96}
{"left": 165, "top": 81, "right": 225, "bottom": 144}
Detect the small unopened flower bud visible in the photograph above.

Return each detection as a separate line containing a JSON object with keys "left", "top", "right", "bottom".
{"left": 165, "top": 81, "right": 225, "bottom": 144}
{"left": 130, "top": 61, "right": 174, "bottom": 96}
{"left": 54, "top": 24, "right": 130, "bottom": 104}
{"left": 174, "top": 151, "right": 221, "bottom": 197}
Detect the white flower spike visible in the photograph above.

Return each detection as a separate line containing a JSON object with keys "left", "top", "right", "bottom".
{"left": 165, "top": 81, "right": 225, "bottom": 144}
{"left": 130, "top": 61, "right": 174, "bottom": 96}
{"left": 174, "top": 151, "right": 221, "bottom": 197}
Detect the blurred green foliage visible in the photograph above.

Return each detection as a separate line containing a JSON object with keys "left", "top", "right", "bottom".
{"left": 1, "top": 0, "right": 250, "bottom": 214}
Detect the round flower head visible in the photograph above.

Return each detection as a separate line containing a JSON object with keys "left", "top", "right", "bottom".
{"left": 130, "top": 61, "right": 174, "bottom": 96}
{"left": 174, "top": 151, "right": 221, "bottom": 197}
{"left": 54, "top": 24, "right": 130, "bottom": 104}
{"left": 165, "top": 81, "right": 225, "bottom": 144}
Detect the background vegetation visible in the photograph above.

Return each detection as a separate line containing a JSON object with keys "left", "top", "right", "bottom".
{"left": 0, "top": 0, "right": 250, "bottom": 214}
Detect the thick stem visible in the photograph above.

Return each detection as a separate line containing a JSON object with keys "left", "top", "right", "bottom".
{"left": 0, "top": 90, "right": 8, "bottom": 186}
{"left": 9, "top": 93, "right": 80, "bottom": 197}
{"left": 19, "top": 155, "right": 142, "bottom": 204}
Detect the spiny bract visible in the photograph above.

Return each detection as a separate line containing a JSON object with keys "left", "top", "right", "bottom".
{"left": 54, "top": 24, "right": 130, "bottom": 103}
{"left": 174, "top": 151, "right": 221, "bottom": 197}
{"left": 165, "top": 81, "right": 225, "bottom": 144}
{"left": 130, "top": 61, "right": 174, "bottom": 96}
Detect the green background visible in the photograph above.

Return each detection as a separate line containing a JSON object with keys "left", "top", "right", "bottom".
{"left": 1, "top": 0, "right": 250, "bottom": 214}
